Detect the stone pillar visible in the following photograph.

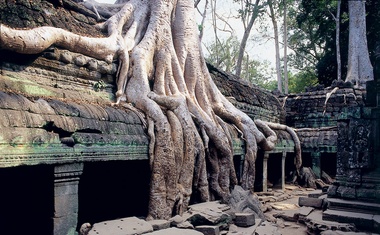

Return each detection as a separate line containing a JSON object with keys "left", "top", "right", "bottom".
{"left": 262, "top": 153, "right": 270, "bottom": 192}
{"left": 281, "top": 151, "right": 287, "bottom": 191}
{"left": 53, "top": 163, "right": 84, "bottom": 235}
{"left": 311, "top": 151, "right": 321, "bottom": 179}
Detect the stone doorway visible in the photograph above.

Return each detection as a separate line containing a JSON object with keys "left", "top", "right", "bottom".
{"left": 77, "top": 160, "right": 150, "bottom": 228}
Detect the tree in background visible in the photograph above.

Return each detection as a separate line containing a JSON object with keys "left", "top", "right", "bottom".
{"left": 234, "top": 0, "right": 265, "bottom": 78}
{"left": 289, "top": 0, "right": 378, "bottom": 87}
{"left": 346, "top": 0, "right": 373, "bottom": 86}
{"left": 205, "top": 36, "right": 276, "bottom": 90}
{"left": 267, "top": 0, "right": 282, "bottom": 92}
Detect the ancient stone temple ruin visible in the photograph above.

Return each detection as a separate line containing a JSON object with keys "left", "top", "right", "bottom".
{"left": 283, "top": 81, "right": 380, "bottom": 232}
{"left": 0, "top": 1, "right": 379, "bottom": 234}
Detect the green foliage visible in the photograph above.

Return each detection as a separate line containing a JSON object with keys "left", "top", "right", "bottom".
{"left": 205, "top": 36, "right": 277, "bottom": 90}
{"left": 93, "top": 80, "right": 106, "bottom": 92}
{"left": 288, "top": 70, "right": 318, "bottom": 93}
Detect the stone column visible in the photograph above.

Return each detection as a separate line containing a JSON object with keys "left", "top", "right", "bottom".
{"left": 262, "top": 153, "right": 270, "bottom": 192}
{"left": 53, "top": 163, "right": 84, "bottom": 235}
{"left": 281, "top": 151, "right": 287, "bottom": 191}
{"left": 311, "top": 151, "right": 321, "bottom": 178}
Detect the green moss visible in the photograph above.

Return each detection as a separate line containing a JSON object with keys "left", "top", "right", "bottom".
{"left": 23, "top": 84, "right": 53, "bottom": 96}
{"left": 2, "top": 73, "right": 54, "bottom": 96}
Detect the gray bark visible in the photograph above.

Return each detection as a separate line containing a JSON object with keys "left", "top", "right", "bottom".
{"left": 268, "top": 0, "right": 282, "bottom": 93}
{"left": 345, "top": 0, "right": 373, "bottom": 87}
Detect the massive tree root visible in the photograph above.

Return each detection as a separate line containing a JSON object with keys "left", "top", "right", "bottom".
{"left": 0, "top": 0, "right": 300, "bottom": 220}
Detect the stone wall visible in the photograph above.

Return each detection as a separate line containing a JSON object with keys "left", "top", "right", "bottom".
{"left": 281, "top": 86, "right": 367, "bottom": 177}
{"left": 326, "top": 79, "right": 380, "bottom": 202}
{"left": 209, "top": 64, "right": 285, "bottom": 124}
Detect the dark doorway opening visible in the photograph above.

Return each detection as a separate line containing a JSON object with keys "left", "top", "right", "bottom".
{"left": 321, "top": 153, "right": 337, "bottom": 178}
{"left": 302, "top": 152, "right": 313, "bottom": 168}
{"left": 267, "top": 153, "right": 282, "bottom": 189}
{"left": 0, "top": 165, "right": 54, "bottom": 235}
{"left": 77, "top": 160, "right": 150, "bottom": 228}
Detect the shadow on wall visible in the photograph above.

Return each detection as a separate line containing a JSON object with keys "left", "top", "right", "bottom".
{"left": 77, "top": 160, "right": 150, "bottom": 229}
{"left": 0, "top": 165, "right": 54, "bottom": 234}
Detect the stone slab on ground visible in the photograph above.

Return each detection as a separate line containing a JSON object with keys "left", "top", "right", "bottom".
{"left": 195, "top": 225, "right": 220, "bottom": 235}
{"left": 183, "top": 201, "right": 232, "bottom": 226}
{"left": 305, "top": 210, "right": 356, "bottom": 233}
{"left": 254, "top": 221, "right": 280, "bottom": 235}
{"left": 273, "top": 206, "right": 313, "bottom": 223}
{"left": 327, "top": 198, "right": 380, "bottom": 215}
{"left": 323, "top": 209, "right": 374, "bottom": 230}
{"left": 148, "top": 219, "right": 171, "bottom": 231}
{"left": 88, "top": 216, "right": 153, "bottom": 235}
{"left": 284, "top": 185, "right": 300, "bottom": 191}
{"left": 296, "top": 206, "right": 314, "bottom": 217}
{"left": 273, "top": 209, "right": 299, "bottom": 222}
{"left": 144, "top": 227, "right": 204, "bottom": 235}
{"left": 307, "top": 190, "right": 324, "bottom": 198}
{"left": 271, "top": 203, "right": 299, "bottom": 210}
{"left": 298, "top": 197, "right": 323, "bottom": 208}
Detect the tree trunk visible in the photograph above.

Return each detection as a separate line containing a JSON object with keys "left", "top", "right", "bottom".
{"left": 336, "top": 0, "right": 342, "bottom": 81}
{"left": 346, "top": 0, "right": 373, "bottom": 87}
{"left": 268, "top": 0, "right": 282, "bottom": 93}
{"left": 283, "top": 0, "right": 288, "bottom": 94}
{"left": 0, "top": 0, "right": 300, "bottom": 220}
{"left": 235, "top": 0, "right": 260, "bottom": 78}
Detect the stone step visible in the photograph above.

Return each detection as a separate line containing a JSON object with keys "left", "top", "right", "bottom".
{"left": 327, "top": 198, "right": 380, "bottom": 215}
{"left": 322, "top": 209, "right": 376, "bottom": 232}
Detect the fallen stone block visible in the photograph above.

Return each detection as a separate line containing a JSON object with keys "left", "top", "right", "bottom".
{"left": 195, "top": 225, "right": 220, "bottom": 235}
{"left": 144, "top": 227, "right": 203, "bottom": 235}
{"left": 88, "top": 216, "right": 153, "bottom": 235}
{"left": 235, "top": 213, "right": 255, "bottom": 227}
{"left": 148, "top": 219, "right": 171, "bottom": 231}
{"left": 307, "top": 190, "right": 324, "bottom": 198}
{"left": 299, "top": 197, "right": 323, "bottom": 209}
{"left": 295, "top": 206, "right": 314, "bottom": 222}
{"left": 285, "top": 185, "right": 300, "bottom": 191}
{"left": 271, "top": 203, "right": 299, "bottom": 210}
{"left": 227, "top": 219, "right": 262, "bottom": 235}
{"left": 183, "top": 201, "right": 232, "bottom": 226}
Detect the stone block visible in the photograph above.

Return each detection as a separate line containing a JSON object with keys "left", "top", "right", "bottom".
{"left": 183, "top": 201, "right": 232, "bottom": 226}
{"left": 144, "top": 227, "right": 203, "bottom": 235}
{"left": 148, "top": 219, "right": 171, "bottom": 231}
{"left": 323, "top": 209, "right": 373, "bottom": 230}
{"left": 234, "top": 213, "right": 255, "bottom": 227}
{"left": 195, "top": 225, "right": 220, "bottom": 235}
{"left": 298, "top": 197, "right": 323, "bottom": 209}
{"left": 89, "top": 216, "right": 153, "bottom": 235}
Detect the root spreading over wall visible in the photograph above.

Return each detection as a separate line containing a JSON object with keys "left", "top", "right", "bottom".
{"left": 0, "top": 0, "right": 301, "bottom": 220}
